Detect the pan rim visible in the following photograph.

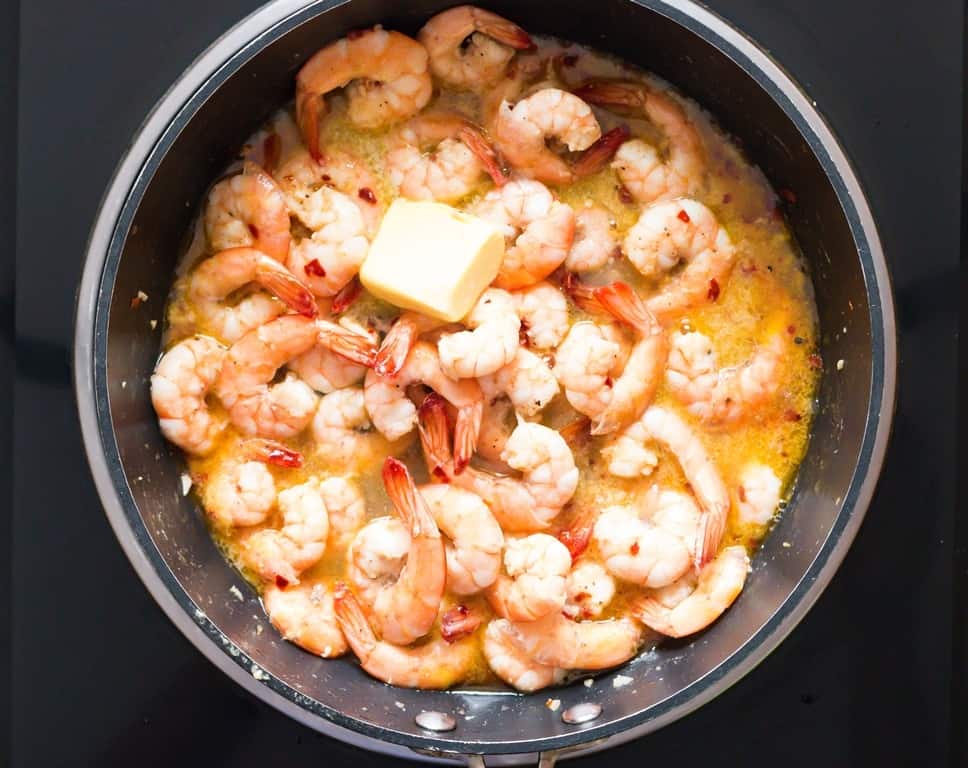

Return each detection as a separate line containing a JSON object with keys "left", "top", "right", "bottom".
{"left": 72, "top": 0, "right": 897, "bottom": 758}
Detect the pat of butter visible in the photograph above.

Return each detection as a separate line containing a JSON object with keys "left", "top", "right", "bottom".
{"left": 360, "top": 199, "right": 505, "bottom": 322}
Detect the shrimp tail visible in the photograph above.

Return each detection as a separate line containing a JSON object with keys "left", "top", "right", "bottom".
{"left": 572, "top": 124, "right": 631, "bottom": 178}
{"left": 483, "top": 17, "right": 535, "bottom": 50}
{"left": 457, "top": 125, "right": 508, "bottom": 187}
{"left": 594, "top": 281, "right": 659, "bottom": 336}
{"left": 244, "top": 438, "right": 304, "bottom": 468}
{"left": 333, "top": 583, "right": 378, "bottom": 657}
{"left": 573, "top": 80, "right": 647, "bottom": 112}
{"left": 331, "top": 276, "right": 362, "bottom": 314}
{"left": 257, "top": 266, "right": 319, "bottom": 319}
{"left": 695, "top": 508, "right": 727, "bottom": 569}
{"left": 317, "top": 322, "right": 377, "bottom": 367}
{"left": 629, "top": 595, "right": 676, "bottom": 636}
{"left": 374, "top": 316, "right": 417, "bottom": 377}
{"left": 557, "top": 505, "right": 597, "bottom": 560}
{"left": 560, "top": 272, "right": 607, "bottom": 315}
{"left": 417, "top": 393, "right": 454, "bottom": 481}
{"left": 296, "top": 88, "right": 325, "bottom": 163}
{"left": 453, "top": 399, "right": 483, "bottom": 475}
{"left": 558, "top": 416, "right": 591, "bottom": 448}
{"left": 382, "top": 457, "right": 439, "bottom": 539}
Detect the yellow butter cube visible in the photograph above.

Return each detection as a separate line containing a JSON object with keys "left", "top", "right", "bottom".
{"left": 359, "top": 199, "right": 505, "bottom": 322}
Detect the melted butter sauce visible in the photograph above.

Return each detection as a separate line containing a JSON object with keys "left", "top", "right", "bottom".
{"left": 164, "top": 35, "right": 819, "bottom": 687}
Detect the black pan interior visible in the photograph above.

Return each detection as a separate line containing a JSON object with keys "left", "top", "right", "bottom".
{"left": 92, "top": 0, "right": 884, "bottom": 754}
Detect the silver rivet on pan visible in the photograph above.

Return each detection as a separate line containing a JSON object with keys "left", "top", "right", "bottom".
{"left": 415, "top": 711, "right": 457, "bottom": 732}
{"left": 561, "top": 702, "right": 602, "bottom": 725}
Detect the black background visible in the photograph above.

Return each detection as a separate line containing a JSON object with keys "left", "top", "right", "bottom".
{"left": 11, "top": 1, "right": 963, "bottom": 766}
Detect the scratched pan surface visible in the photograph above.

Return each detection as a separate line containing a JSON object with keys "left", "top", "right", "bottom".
{"left": 74, "top": 0, "right": 896, "bottom": 762}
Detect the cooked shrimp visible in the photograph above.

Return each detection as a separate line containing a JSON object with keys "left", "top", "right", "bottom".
{"left": 513, "top": 281, "right": 570, "bottom": 349}
{"left": 584, "top": 282, "right": 668, "bottom": 434}
{"left": 418, "top": 394, "right": 578, "bottom": 531}
{"left": 593, "top": 505, "right": 691, "bottom": 588}
{"left": 318, "top": 476, "right": 366, "bottom": 548}
{"left": 493, "top": 88, "right": 602, "bottom": 185}
{"left": 187, "top": 247, "right": 317, "bottom": 343}
{"left": 640, "top": 485, "right": 703, "bottom": 559}
{"left": 553, "top": 320, "right": 627, "bottom": 421}
{"left": 215, "top": 315, "right": 375, "bottom": 439}
{"left": 150, "top": 335, "right": 227, "bottom": 455}
{"left": 566, "top": 205, "right": 618, "bottom": 273}
{"left": 347, "top": 516, "right": 409, "bottom": 603}
{"left": 606, "top": 406, "right": 730, "bottom": 567}
{"left": 478, "top": 347, "right": 559, "bottom": 419}
{"left": 486, "top": 533, "right": 571, "bottom": 621}
{"left": 204, "top": 162, "right": 291, "bottom": 262}
{"left": 484, "top": 618, "right": 564, "bottom": 692}
{"left": 263, "top": 582, "right": 348, "bottom": 657}
{"left": 296, "top": 27, "right": 432, "bottom": 158}
{"left": 474, "top": 178, "right": 576, "bottom": 290}
{"left": 632, "top": 545, "right": 749, "bottom": 638}
{"left": 623, "top": 199, "right": 736, "bottom": 322}
{"left": 666, "top": 329, "right": 784, "bottom": 424}
{"left": 437, "top": 288, "right": 520, "bottom": 378}
{"left": 363, "top": 459, "right": 445, "bottom": 645}
{"left": 334, "top": 584, "right": 476, "bottom": 688}
{"left": 387, "top": 113, "right": 505, "bottom": 202}
{"left": 574, "top": 80, "right": 704, "bottom": 204}
{"left": 203, "top": 459, "right": 276, "bottom": 528}
{"left": 506, "top": 611, "right": 643, "bottom": 671}
{"left": 312, "top": 387, "right": 387, "bottom": 470}
{"left": 289, "top": 316, "right": 376, "bottom": 395}
{"left": 734, "top": 464, "right": 782, "bottom": 527}
{"left": 242, "top": 480, "right": 329, "bottom": 586}
{"left": 364, "top": 341, "right": 483, "bottom": 470}
{"left": 419, "top": 484, "right": 504, "bottom": 595}
{"left": 286, "top": 186, "right": 370, "bottom": 298}
{"left": 564, "top": 561, "right": 616, "bottom": 620}
{"left": 373, "top": 311, "right": 446, "bottom": 378}
{"left": 418, "top": 5, "right": 533, "bottom": 91}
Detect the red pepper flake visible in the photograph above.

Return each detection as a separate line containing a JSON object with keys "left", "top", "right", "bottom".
{"left": 304, "top": 258, "right": 326, "bottom": 277}
{"left": 358, "top": 187, "right": 377, "bottom": 204}
{"left": 248, "top": 223, "right": 260, "bottom": 238}
{"left": 432, "top": 465, "right": 450, "bottom": 483}
{"left": 722, "top": 193, "right": 732, "bottom": 204}
{"left": 558, "top": 512, "right": 594, "bottom": 561}
{"left": 129, "top": 290, "right": 148, "bottom": 309}
{"left": 574, "top": 591, "right": 590, "bottom": 603}
{"left": 561, "top": 53, "right": 579, "bottom": 67}
{"left": 737, "top": 486, "right": 747, "bottom": 503}
{"left": 772, "top": 203, "right": 785, "bottom": 220}
{"left": 787, "top": 324, "right": 796, "bottom": 335}
{"left": 275, "top": 575, "right": 290, "bottom": 589}
{"left": 321, "top": 173, "right": 332, "bottom": 183}
{"left": 740, "top": 262, "right": 758, "bottom": 274}
{"left": 784, "top": 409, "right": 802, "bottom": 422}
{"left": 629, "top": 542, "right": 640, "bottom": 555}
{"left": 779, "top": 188, "right": 797, "bottom": 204}
{"left": 677, "top": 209, "right": 691, "bottom": 223}
{"left": 616, "top": 184, "right": 635, "bottom": 205}
{"left": 808, "top": 354, "right": 823, "bottom": 370}
{"left": 265, "top": 447, "right": 303, "bottom": 468}
{"left": 518, "top": 319, "right": 532, "bottom": 347}
{"left": 604, "top": 376, "right": 614, "bottom": 387}
{"left": 440, "top": 604, "right": 481, "bottom": 643}
{"left": 331, "top": 276, "right": 361, "bottom": 314}
{"left": 707, "top": 278, "right": 721, "bottom": 301}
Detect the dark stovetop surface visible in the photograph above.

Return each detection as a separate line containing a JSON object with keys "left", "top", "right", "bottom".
{"left": 12, "top": 0, "right": 962, "bottom": 765}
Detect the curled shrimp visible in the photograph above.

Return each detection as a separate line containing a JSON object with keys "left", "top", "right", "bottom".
{"left": 419, "top": 484, "right": 504, "bottom": 595}
{"left": 296, "top": 27, "right": 432, "bottom": 159}
{"left": 606, "top": 405, "right": 729, "bottom": 568}
{"left": 574, "top": 80, "right": 705, "bottom": 204}
{"left": 566, "top": 205, "right": 618, "bottom": 273}
{"left": 418, "top": 5, "right": 533, "bottom": 91}
{"left": 592, "top": 505, "right": 692, "bottom": 588}
{"left": 493, "top": 88, "right": 602, "bottom": 185}
{"left": 512, "top": 281, "right": 570, "bottom": 349}
{"left": 486, "top": 533, "right": 571, "bottom": 621}
{"left": 215, "top": 315, "right": 375, "bottom": 439}
{"left": 666, "top": 328, "right": 784, "bottom": 425}
{"left": 334, "top": 584, "right": 476, "bottom": 689}
{"left": 438, "top": 288, "right": 520, "bottom": 379}
{"left": 626, "top": 199, "right": 736, "bottom": 322}
{"left": 188, "top": 247, "right": 317, "bottom": 343}
{"left": 553, "top": 320, "right": 627, "bottom": 421}
{"left": 364, "top": 341, "right": 483, "bottom": 471}
{"left": 348, "top": 516, "right": 409, "bottom": 603}
{"left": 263, "top": 581, "right": 348, "bottom": 658}
{"left": 312, "top": 387, "right": 390, "bottom": 470}
{"left": 203, "top": 459, "right": 276, "bottom": 528}
{"left": 474, "top": 178, "right": 576, "bottom": 290}
{"left": 319, "top": 475, "right": 366, "bottom": 548}
{"left": 587, "top": 282, "right": 668, "bottom": 435}
{"left": 734, "top": 463, "right": 782, "bottom": 528}
{"left": 632, "top": 545, "right": 749, "bottom": 638}
{"left": 506, "top": 611, "right": 643, "bottom": 671}
{"left": 484, "top": 618, "right": 564, "bottom": 692}
{"left": 150, "top": 335, "right": 227, "bottom": 455}
{"left": 286, "top": 186, "right": 370, "bottom": 298}
{"left": 563, "top": 561, "right": 616, "bottom": 620}
{"left": 204, "top": 162, "right": 291, "bottom": 262}
{"left": 387, "top": 112, "right": 505, "bottom": 202}
{"left": 364, "top": 459, "right": 445, "bottom": 645}
{"left": 479, "top": 347, "right": 559, "bottom": 419}
{"left": 289, "top": 318, "right": 376, "bottom": 395}
{"left": 242, "top": 480, "right": 329, "bottom": 586}
{"left": 418, "top": 394, "right": 578, "bottom": 532}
